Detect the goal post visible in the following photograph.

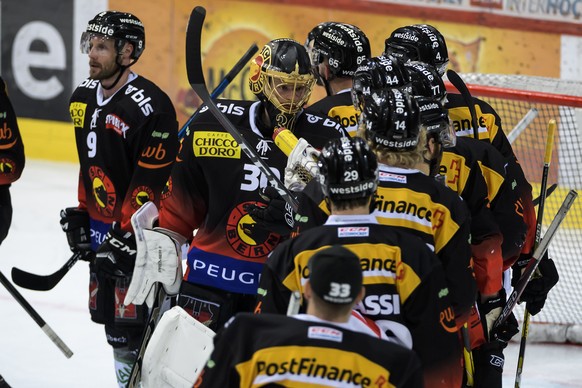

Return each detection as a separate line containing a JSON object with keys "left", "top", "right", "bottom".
{"left": 446, "top": 73, "right": 582, "bottom": 344}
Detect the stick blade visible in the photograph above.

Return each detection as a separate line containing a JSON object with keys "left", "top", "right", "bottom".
{"left": 11, "top": 266, "right": 63, "bottom": 291}
{"left": 186, "top": 6, "right": 206, "bottom": 87}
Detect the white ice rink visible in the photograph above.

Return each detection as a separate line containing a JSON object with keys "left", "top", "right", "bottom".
{"left": 1, "top": 159, "right": 581, "bottom": 387}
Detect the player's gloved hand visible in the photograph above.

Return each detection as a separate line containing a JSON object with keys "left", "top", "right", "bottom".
{"left": 60, "top": 207, "right": 93, "bottom": 261}
{"left": 284, "top": 138, "right": 320, "bottom": 191}
{"left": 246, "top": 186, "right": 295, "bottom": 236}
{"left": 512, "top": 253, "right": 559, "bottom": 316}
{"left": 478, "top": 288, "right": 519, "bottom": 345}
{"left": 94, "top": 222, "right": 137, "bottom": 277}
{"left": 0, "top": 185, "right": 12, "bottom": 245}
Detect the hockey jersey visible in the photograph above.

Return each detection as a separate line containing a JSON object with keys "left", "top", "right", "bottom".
{"left": 293, "top": 164, "right": 475, "bottom": 323}
{"left": 446, "top": 92, "right": 535, "bottom": 265}
{"left": 443, "top": 137, "right": 527, "bottom": 268}
{"left": 0, "top": 77, "right": 25, "bottom": 185}
{"left": 372, "top": 165, "right": 475, "bottom": 322}
{"left": 69, "top": 73, "right": 179, "bottom": 249}
{"left": 257, "top": 214, "right": 462, "bottom": 387}
{"left": 196, "top": 312, "right": 423, "bottom": 388}
{"left": 306, "top": 89, "right": 360, "bottom": 136}
{"left": 159, "top": 100, "right": 347, "bottom": 295}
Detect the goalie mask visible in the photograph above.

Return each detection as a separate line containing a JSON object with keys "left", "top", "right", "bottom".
{"left": 351, "top": 56, "right": 410, "bottom": 112}
{"left": 306, "top": 22, "right": 371, "bottom": 78}
{"left": 405, "top": 61, "right": 447, "bottom": 103}
{"left": 80, "top": 11, "right": 145, "bottom": 61}
{"left": 318, "top": 137, "right": 378, "bottom": 201}
{"left": 384, "top": 24, "right": 449, "bottom": 76}
{"left": 414, "top": 96, "right": 456, "bottom": 148}
{"left": 249, "top": 39, "right": 315, "bottom": 117}
{"left": 362, "top": 87, "right": 421, "bottom": 152}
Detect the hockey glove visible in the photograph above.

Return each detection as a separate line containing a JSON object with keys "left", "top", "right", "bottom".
{"left": 512, "top": 253, "right": 559, "bottom": 316}
{"left": 478, "top": 288, "right": 519, "bottom": 346}
{"left": 0, "top": 185, "right": 12, "bottom": 245}
{"left": 60, "top": 207, "right": 93, "bottom": 260}
{"left": 284, "top": 138, "right": 320, "bottom": 191}
{"left": 95, "top": 222, "right": 137, "bottom": 277}
{"left": 246, "top": 186, "right": 295, "bottom": 237}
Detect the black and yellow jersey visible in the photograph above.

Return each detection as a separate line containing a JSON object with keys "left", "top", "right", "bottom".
{"left": 306, "top": 90, "right": 360, "bottom": 137}
{"left": 445, "top": 92, "right": 535, "bottom": 266}
{"left": 372, "top": 164, "right": 475, "bottom": 322}
{"left": 197, "top": 312, "right": 423, "bottom": 388}
{"left": 256, "top": 214, "right": 462, "bottom": 387}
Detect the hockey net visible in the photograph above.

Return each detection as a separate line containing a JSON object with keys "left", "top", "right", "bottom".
{"left": 448, "top": 73, "right": 582, "bottom": 344}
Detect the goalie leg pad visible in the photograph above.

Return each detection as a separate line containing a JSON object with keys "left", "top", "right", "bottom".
{"left": 141, "top": 306, "right": 215, "bottom": 388}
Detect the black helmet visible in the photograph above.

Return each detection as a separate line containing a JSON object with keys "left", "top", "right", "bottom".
{"left": 384, "top": 25, "right": 449, "bottom": 76}
{"left": 249, "top": 38, "right": 315, "bottom": 115}
{"left": 351, "top": 55, "right": 410, "bottom": 112}
{"left": 318, "top": 137, "right": 378, "bottom": 201}
{"left": 362, "top": 87, "right": 421, "bottom": 152}
{"left": 412, "top": 24, "right": 449, "bottom": 76}
{"left": 404, "top": 61, "right": 447, "bottom": 102}
{"left": 81, "top": 11, "right": 145, "bottom": 60}
{"left": 306, "top": 22, "right": 371, "bottom": 78}
{"left": 414, "top": 96, "right": 456, "bottom": 148}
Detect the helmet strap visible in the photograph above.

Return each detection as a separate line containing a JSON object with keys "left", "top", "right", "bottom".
{"left": 101, "top": 48, "right": 139, "bottom": 91}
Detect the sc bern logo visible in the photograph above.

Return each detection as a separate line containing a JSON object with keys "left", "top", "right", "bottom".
{"left": 226, "top": 201, "right": 282, "bottom": 259}
{"left": 89, "top": 166, "right": 116, "bottom": 217}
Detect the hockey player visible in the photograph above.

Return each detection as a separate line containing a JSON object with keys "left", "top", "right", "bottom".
{"left": 59, "top": 11, "right": 179, "bottom": 386}
{"left": 0, "top": 76, "right": 25, "bottom": 388}
{"left": 256, "top": 136, "right": 462, "bottom": 387}
{"left": 156, "top": 39, "right": 347, "bottom": 333}
{"left": 0, "top": 77, "right": 25, "bottom": 246}
{"left": 357, "top": 87, "right": 475, "bottom": 328}
{"left": 197, "top": 245, "right": 424, "bottom": 387}
{"left": 417, "top": 97, "right": 521, "bottom": 386}
{"left": 384, "top": 24, "right": 559, "bottom": 319}
{"left": 304, "top": 22, "right": 371, "bottom": 136}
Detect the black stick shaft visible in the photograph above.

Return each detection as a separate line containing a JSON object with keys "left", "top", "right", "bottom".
{"left": 177, "top": 43, "right": 258, "bottom": 139}
{"left": 185, "top": 6, "right": 299, "bottom": 211}
{"left": 0, "top": 270, "right": 73, "bottom": 358}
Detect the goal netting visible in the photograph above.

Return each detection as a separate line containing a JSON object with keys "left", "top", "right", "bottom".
{"left": 448, "top": 73, "right": 582, "bottom": 344}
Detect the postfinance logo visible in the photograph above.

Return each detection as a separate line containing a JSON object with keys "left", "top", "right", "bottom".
{"left": 239, "top": 346, "right": 390, "bottom": 387}
{"left": 70, "top": 102, "right": 87, "bottom": 128}
{"left": 193, "top": 131, "right": 240, "bottom": 159}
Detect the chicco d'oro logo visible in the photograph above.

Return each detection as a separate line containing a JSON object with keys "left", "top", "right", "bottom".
{"left": 226, "top": 201, "right": 282, "bottom": 259}
{"left": 89, "top": 166, "right": 116, "bottom": 217}
{"left": 249, "top": 45, "right": 272, "bottom": 95}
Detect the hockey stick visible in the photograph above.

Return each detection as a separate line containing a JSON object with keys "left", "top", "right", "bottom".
{"left": 514, "top": 119, "right": 556, "bottom": 387}
{"left": 533, "top": 183, "right": 557, "bottom": 207}
{"left": 461, "top": 323, "right": 475, "bottom": 386}
{"left": 493, "top": 189, "right": 578, "bottom": 329}
{"left": 126, "top": 202, "right": 166, "bottom": 388}
{"left": 11, "top": 251, "right": 83, "bottom": 291}
{"left": 185, "top": 6, "right": 299, "bottom": 211}
{"left": 507, "top": 108, "right": 538, "bottom": 145}
{"left": 286, "top": 290, "right": 301, "bottom": 316}
{"left": 0, "top": 270, "right": 73, "bottom": 358}
{"left": 447, "top": 69, "right": 480, "bottom": 140}
{"left": 177, "top": 43, "right": 258, "bottom": 139}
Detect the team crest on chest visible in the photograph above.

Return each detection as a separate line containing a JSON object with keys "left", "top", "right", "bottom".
{"left": 226, "top": 201, "right": 282, "bottom": 259}
{"left": 89, "top": 166, "right": 116, "bottom": 217}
